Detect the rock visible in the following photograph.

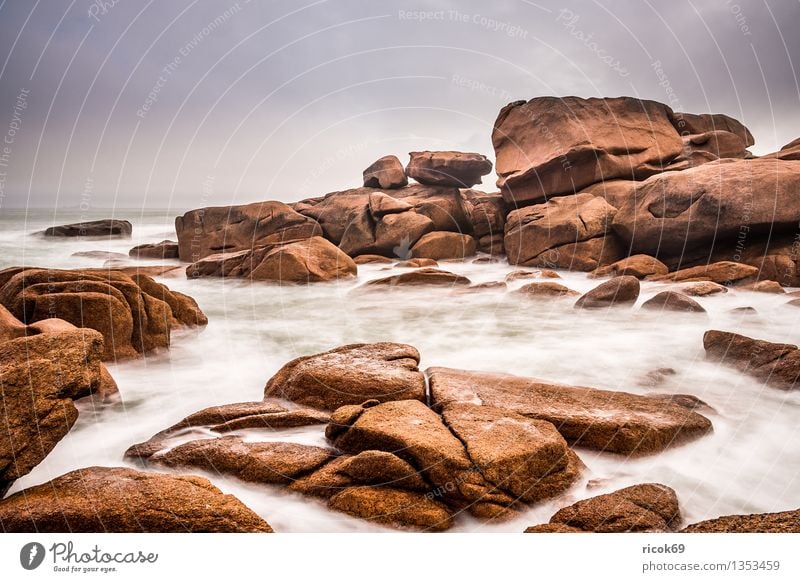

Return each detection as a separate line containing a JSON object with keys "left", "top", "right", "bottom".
{"left": 264, "top": 343, "right": 426, "bottom": 410}
{"left": 410, "top": 232, "right": 477, "bottom": 260}
{"left": 575, "top": 276, "right": 640, "bottom": 309}
{"left": 336, "top": 450, "right": 428, "bottom": 491}
{"left": 516, "top": 282, "right": 579, "bottom": 298}
{"left": 354, "top": 254, "right": 393, "bottom": 264}
{"left": 187, "top": 237, "right": 357, "bottom": 283}
{"left": 395, "top": 258, "right": 438, "bottom": 268}
{"left": 788, "top": 298, "right": 800, "bottom": 308}
{"left": 452, "top": 281, "right": 507, "bottom": 294}
{"left": 460, "top": 190, "right": 506, "bottom": 254}
{"left": 361, "top": 268, "right": 471, "bottom": 288}
{"left": 640, "top": 291, "right": 706, "bottom": 313}
{"left": 504, "top": 193, "right": 618, "bottom": 267}
{"left": 329, "top": 487, "right": 453, "bottom": 531}
{"left": 129, "top": 240, "right": 179, "bottom": 259}
{"left": 0, "top": 327, "right": 110, "bottom": 494}
{"left": 703, "top": 330, "right": 800, "bottom": 390}
{"left": 406, "top": 151, "right": 492, "bottom": 187}
{"left": 680, "top": 281, "right": 728, "bottom": 296}
{"left": 505, "top": 269, "right": 560, "bottom": 282}
{"left": 43, "top": 219, "right": 132, "bottom": 237}
{"left": 612, "top": 159, "right": 800, "bottom": 259}
{"left": 151, "top": 436, "right": 334, "bottom": 485}
{"left": 0, "top": 466, "right": 272, "bottom": 532}
{"left": 492, "top": 96, "right": 683, "bottom": 205}
{"left": 651, "top": 393, "right": 715, "bottom": 414}
{"left": 737, "top": 280, "right": 785, "bottom": 294}
{"left": 71, "top": 250, "right": 129, "bottom": 260}
{"left": 763, "top": 137, "right": 800, "bottom": 161}
{"left": 368, "top": 192, "right": 413, "bottom": 217}
{"left": 363, "top": 155, "right": 408, "bottom": 189}
{"left": 648, "top": 261, "right": 757, "bottom": 285}
{"left": 579, "top": 179, "right": 640, "bottom": 209}
{"left": 672, "top": 111, "right": 754, "bottom": 147}
{"left": 0, "top": 304, "right": 26, "bottom": 343}
{"left": 175, "top": 201, "right": 321, "bottom": 262}
{"left": 640, "top": 367, "right": 677, "bottom": 387}
{"left": 0, "top": 267, "right": 207, "bottom": 360}
{"left": 681, "top": 509, "right": 800, "bottom": 533}
{"left": 678, "top": 131, "right": 748, "bottom": 166}
{"left": 428, "top": 367, "right": 712, "bottom": 455}
{"left": 591, "top": 255, "right": 668, "bottom": 279}
{"left": 729, "top": 306, "right": 758, "bottom": 315}
{"left": 531, "top": 483, "right": 681, "bottom": 532}
{"left": 530, "top": 236, "right": 625, "bottom": 271}
{"left": 524, "top": 523, "right": 585, "bottom": 533}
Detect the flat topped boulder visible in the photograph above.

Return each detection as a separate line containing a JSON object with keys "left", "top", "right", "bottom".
{"left": 575, "top": 275, "right": 640, "bottom": 309}
{"left": 43, "top": 219, "right": 132, "bottom": 237}
{"left": 129, "top": 240, "right": 179, "bottom": 259}
{"left": 264, "top": 342, "right": 426, "bottom": 410}
{"left": 648, "top": 261, "right": 758, "bottom": 285}
{"left": 703, "top": 330, "right": 800, "bottom": 390}
{"left": 493, "top": 96, "right": 683, "bottom": 205}
{"left": 406, "top": 150, "right": 492, "bottom": 187}
{"left": 681, "top": 509, "right": 800, "bottom": 533}
{"left": 0, "top": 466, "right": 272, "bottom": 532}
{"left": 427, "top": 367, "right": 712, "bottom": 455}
{"left": 361, "top": 268, "right": 471, "bottom": 288}
{"left": 363, "top": 155, "right": 408, "bottom": 189}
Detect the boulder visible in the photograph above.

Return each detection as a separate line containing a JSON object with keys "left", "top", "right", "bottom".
{"left": 360, "top": 268, "right": 471, "bottom": 288}
{"left": 492, "top": 96, "right": 683, "bottom": 205}
{"left": 703, "top": 330, "right": 800, "bottom": 390}
{"left": 406, "top": 151, "right": 492, "bottom": 187}
{"left": 681, "top": 509, "right": 800, "bottom": 533}
{"left": 395, "top": 258, "right": 438, "bottom": 268}
{"left": 264, "top": 343, "right": 426, "bottom": 410}
{"left": 672, "top": 111, "right": 754, "bottom": 146}
{"left": 738, "top": 280, "right": 785, "bottom": 294}
{"left": 0, "top": 304, "right": 26, "bottom": 343}
{"left": 363, "top": 155, "right": 408, "bottom": 189}
{"left": 43, "top": 219, "right": 132, "bottom": 237}
{"left": 368, "top": 192, "right": 413, "bottom": 216}
{"left": 175, "top": 201, "right": 321, "bottom": 262}
{"left": 519, "top": 236, "right": 626, "bottom": 271}
{"left": 515, "top": 282, "right": 579, "bottom": 298}
{"left": 336, "top": 451, "right": 428, "bottom": 491}
{"left": 506, "top": 269, "right": 560, "bottom": 282}
{"left": 640, "top": 291, "right": 706, "bottom": 313}
{"left": 648, "top": 261, "right": 758, "bottom": 285}
{"left": 504, "top": 193, "right": 618, "bottom": 267}
{"left": 187, "top": 237, "right": 357, "bottom": 283}
{"left": 72, "top": 250, "right": 129, "bottom": 260}
{"left": 410, "top": 232, "right": 476, "bottom": 260}
{"left": 460, "top": 190, "right": 506, "bottom": 254}
{"left": 591, "top": 255, "right": 668, "bottom": 279}
{"left": 354, "top": 254, "right": 393, "bottom": 264}
{"left": 427, "top": 367, "right": 712, "bottom": 455}
{"left": 575, "top": 276, "right": 640, "bottom": 309}
{"left": 0, "top": 267, "right": 207, "bottom": 360}
{"left": 129, "top": 240, "right": 179, "bottom": 259}
{"left": 612, "top": 159, "right": 800, "bottom": 259}
{"left": 763, "top": 137, "right": 800, "bottom": 161}
{"left": 0, "top": 466, "right": 272, "bottom": 532}
{"left": 677, "top": 131, "right": 748, "bottom": 166}
{"left": 680, "top": 281, "right": 728, "bottom": 296}
{"left": 328, "top": 487, "right": 453, "bottom": 531}
{"left": 527, "top": 483, "right": 681, "bottom": 533}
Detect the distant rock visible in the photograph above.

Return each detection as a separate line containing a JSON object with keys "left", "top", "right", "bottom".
{"left": 406, "top": 151, "right": 492, "bottom": 187}
{"left": 71, "top": 250, "right": 129, "bottom": 260}
{"left": 353, "top": 254, "right": 393, "bottom": 264}
{"left": 395, "top": 258, "right": 438, "bottom": 268}
{"left": 129, "top": 240, "right": 179, "bottom": 259}
{"left": 575, "top": 276, "right": 640, "bottom": 309}
{"left": 43, "top": 219, "right": 132, "bottom": 237}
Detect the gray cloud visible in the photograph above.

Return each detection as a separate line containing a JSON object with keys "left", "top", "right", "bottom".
{"left": 0, "top": 0, "right": 798, "bottom": 210}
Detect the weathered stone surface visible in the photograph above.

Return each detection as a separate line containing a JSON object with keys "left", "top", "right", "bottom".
{"left": 187, "top": 237, "right": 357, "bottom": 283}
{"left": 460, "top": 190, "right": 506, "bottom": 254}
{"left": 428, "top": 367, "right": 712, "bottom": 455}
{"left": 0, "top": 466, "right": 273, "bottom": 532}
{"left": 640, "top": 291, "right": 706, "bottom": 313}
{"left": 336, "top": 450, "right": 428, "bottom": 491}
{"left": 406, "top": 151, "right": 492, "bottom": 187}
{"left": 515, "top": 236, "right": 625, "bottom": 271}
{"left": 648, "top": 261, "right": 758, "bottom": 285}
{"left": 515, "top": 282, "right": 579, "bottom": 298}
{"left": 368, "top": 192, "right": 413, "bottom": 217}
{"left": 681, "top": 509, "right": 800, "bottom": 533}
{"left": 264, "top": 343, "right": 426, "bottom": 410}
{"left": 680, "top": 281, "right": 728, "bottom": 296}
{"left": 328, "top": 486, "right": 453, "bottom": 531}
{"left": 43, "top": 219, "right": 132, "bottom": 237}
{"left": 764, "top": 137, "right": 800, "bottom": 161}
{"left": 704, "top": 330, "right": 800, "bottom": 390}
{"left": 354, "top": 254, "right": 393, "bottom": 264}
{"left": 361, "top": 268, "right": 471, "bottom": 288}
{"left": 672, "top": 111, "right": 754, "bottom": 147}
{"left": 363, "top": 155, "right": 408, "bottom": 189}
{"left": 410, "top": 232, "right": 476, "bottom": 260}
{"left": 591, "top": 255, "right": 668, "bottom": 279}
{"left": 738, "top": 280, "right": 785, "bottom": 294}
{"left": 395, "top": 258, "right": 438, "bottom": 268}
{"left": 575, "top": 276, "right": 640, "bottom": 309}
{"left": 129, "top": 240, "right": 179, "bottom": 259}
{"left": 677, "top": 131, "right": 748, "bottom": 166}
{"left": 493, "top": 96, "right": 683, "bottom": 205}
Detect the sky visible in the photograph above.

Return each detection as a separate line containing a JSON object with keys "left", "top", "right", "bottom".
{"left": 0, "top": 0, "right": 798, "bottom": 210}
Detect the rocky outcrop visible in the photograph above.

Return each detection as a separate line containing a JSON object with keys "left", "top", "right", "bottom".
{"left": 640, "top": 291, "right": 706, "bottom": 313}
{"left": 43, "top": 219, "right": 132, "bottom": 237}
{"left": 575, "top": 276, "right": 640, "bottom": 309}
{"left": 360, "top": 268, "right": 471, "bottom": 288}
{"left": 0, "top": 466, "right": 272, "bottom": 532}
{"left": 406, "top": 151, "right": 492, "bottom": 188}
{"left": 672, "top": 112, "right": 754, "bottom": 147}
{"left": 129, "top": 240, "right": 179, "bottom": 259}
{"left": 175, "top": 201, "right": 321, "bottom": 262}
{"left": 676, "top": 131, "right": 748, "bottom": 167}
{"left": 187, "top": 237, "right": 357, "bottom": 283}
{"left": 703, "top": 330, "right": 800, "bottom": 390}
{"left": 363, "top": 155, "right": 408, "bottom": 189}
{"left": 591, "top": 255, "right": 668, "bottom": 279}
{"left": 0, "top": 267, "right": 207, "bottom": 360}
{"left": 492, "top": 96, "right": 683, "bottom": 205}
{"left": 681, "top": 509, "right": 800, "bottom": 533}
{"left": 264, "top": 343, "right": 426, "bottom": 410}
{"left": 428, "top": 367, "right": 712, "bottom": 455}
{"left": 410, "top": 232, "right": 476, "bottom": 260}
{"left": 504, "top": 193, "right": 620, "bottom": 269}
{"left": 525, "top": 483, "right": 681, "bottom": 532}
{"left": 460, "top": 190, "right": 506, "bottom": 255}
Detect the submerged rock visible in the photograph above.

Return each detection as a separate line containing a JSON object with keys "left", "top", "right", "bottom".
{"left": 640, "top": 291, "right": 706, "bottom": 313}
{"left": 43, "top": 219, "right": 132, "bottom": 237}
{"left": 410, "top": 232, "right": 477, "bottom": 260}
{"left": 703, "top": 330, "right": 800, "bottom": 390}
{"left": 591, "top": 255, "right": 668, "bottom": 279}
{"left": 360, "top": 268, "right": 471, "bottom": 288}
{"left": 328, "top": 487, "right": 453, "bottom": 531}
{"left": 575, "top": 276, "right": 640, "bottom": 309}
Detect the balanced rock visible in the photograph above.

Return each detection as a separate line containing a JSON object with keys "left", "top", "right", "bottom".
{"left": 406, "top": 151, "right": 492, "bottom": 188}
{"left": 575, "top": 276, "right": 640, "bottom": 309}
{"left": 363, "top": 155, "right": 408, "bottom": 189}
{"left": 43, "top": 219, "right": 132, "bottom": 237}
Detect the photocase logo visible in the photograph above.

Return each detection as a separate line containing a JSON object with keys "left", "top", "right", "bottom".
{"left": 19, "top": 542, "right": 46, "bottom": 570}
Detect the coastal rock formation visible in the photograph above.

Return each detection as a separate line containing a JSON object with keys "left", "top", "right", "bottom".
{"left": 677, "top": 130, "right": 748, "bottom": 166}
{"left": 0, "top": 466, "right": 272, "bottom": 532}
{"left": 0, "top": 267, "right": 207, "bottom": 360}
{"left": 575, "top": 276, "right": 640, "bottom": 309}
{"left": 515, "top": 282, "right": 579, "bottom": 298}
{"left": 363, "top": 155, "right": 408, "bottom": 189}
{"left": 460, "top": 190, "right": 506, "bottom": 255}
{"left": 43, "top": 219, "right": 132, "bottom": 237}
{"left": 703, "top": 330, "right": 800, "bottom": 389}
{"left": 764, "top": 137, "right": 800, "bottom": 161}
{"left": 525, "top": 483, "right": 681, "bottom": 533}
{"left": 175, "top": 201, "right": 321, "bottom": 262}
{"left": 410, "top": 232, "right": 477, "bottom": 260}
{"left": 428, "top": 367, "right": 712, "bottom": 455}
{"left": 640, "top": 291, "right": 706, "bottom": 313}
{"left": 187, "top": 237, "right": 357, "bottom": 283}
{"left": 681, "top": 509, "right": 800, "bottom": 533}
{"left": 264, "top": 343, "right": 426, "bottom": 410}
{"left": 129, "top": 240, "right": 179, "bottom": 259}
{"left": 492, "top": 96, "right": 683, "bottom": 205}
{"left": 360, "top": 268, "right": 471, "bottom": 288}
{"left": 406, "top": 151, "right": 492, "bottom": 187}
{"left": 672, "top": 112, "right": 755, "bottom": 146}
{"left": 328, "top": 486, "right": 452, "bottom": 531}
{"left": 591, "top": 255, "right": 668, "bottom": 279}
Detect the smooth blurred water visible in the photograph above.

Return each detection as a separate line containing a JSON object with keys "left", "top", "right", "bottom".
{"left": 3, "top": 209, "right": 800, "bottom": 532}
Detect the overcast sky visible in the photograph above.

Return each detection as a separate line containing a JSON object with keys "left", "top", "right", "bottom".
{"left": 0, "top": 0, "right": 798, "bottom": 210}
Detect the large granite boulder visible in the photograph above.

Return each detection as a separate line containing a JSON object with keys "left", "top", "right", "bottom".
{"left": 363, "top": 155, "right": 408, "bottom": 189}
{"left": 647, "top": 261, "right": 757, "bottom": 285}
{"left": 43, "top": 219, "right": 132, "bottom": 237}
{"left": 410, "top": 232, "right": 477, "bottom": 260}
{"left": 574, "top": 276, "right": 640, "bottom": 309}
{"left": 703, "top": 330, "right": 800, "bottom": 390}
{"left": 406, "top": 151, "right": 492, "bottom": 187}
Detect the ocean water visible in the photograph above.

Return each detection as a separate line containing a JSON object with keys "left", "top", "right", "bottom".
{"left": 2, "top": 209, "right": 800, "bottom": 532}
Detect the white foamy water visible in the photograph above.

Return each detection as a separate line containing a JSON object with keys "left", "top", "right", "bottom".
{"left": 3, "top": 209, "right": 800, "bottom": 532}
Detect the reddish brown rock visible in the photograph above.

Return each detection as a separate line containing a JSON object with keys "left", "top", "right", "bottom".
{"left": 460, "top": 190, "right": 506, "bottom": 254}
{"left": 737, "top": 280, "right": 785, "bottom": 294}
{"left": 363, "top": 155, "right": 408, "bottom": 189}
{"left": 677, "top": 131, "right": 748, "bottom": 166}
{"left": 395, "top": 258, "right": 438, "bottom": 268}
{"left": 575, "top": 276, "right": 640, "bottom": 309}
{"left": 328, "top": 486, "right": 453, "bottom": 531}
{"left": 648, "top": 261, "right": 758, "bottom": 285}
{"left": 703, "top": 330, "right": 800, "bottom": 390}
{"left": 763, "top": 137, "right": 800, "bottom": 161}
{"left": 361, "top": 268, "right": 471, "bottom": 288}
{"left": 672, "top": 111, "right": 754, "bottom": 146}
{"left": 640, "top": 291, "right": 706, "bottom": 313}
{"left": 406, "top": 151, "right": 492, "bottom": 188}
{"left": 591, "top": 255, "right": 668, "bottom": 279}
{"left": 516, "top": 282, "right": 579, "bottom": 298}
{"left": 680, "top": 281, "right": 728, "bottom": 296}
{"left": 129, "top": 240, "right": 179, "bottom": 259}
{"left": 410, "top": 232, "right": 477, "bottom": 260}
{"left": 681, "top": 509, "right": 800, "bottom": 533}
{"left": 0, "top": 466, "right": 272, "bottom": 532}
{"left": 354, "top": 254, "right": 394, "bottom": 264}
{"left": 43, "top": 219, "right": 132, "bottom": 237}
